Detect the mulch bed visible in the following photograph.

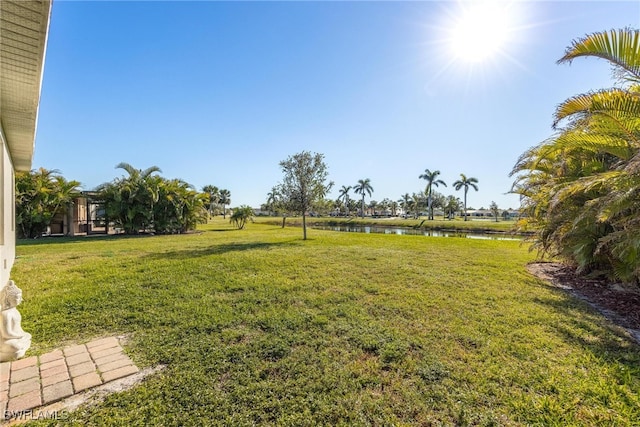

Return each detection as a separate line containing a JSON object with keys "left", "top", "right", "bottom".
{"left": 526, "top": 262, "right": 640, "bottom": 342}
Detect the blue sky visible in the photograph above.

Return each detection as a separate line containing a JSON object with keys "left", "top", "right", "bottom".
{"left": 34, "top": 0, "right": 640, "bottom": 210}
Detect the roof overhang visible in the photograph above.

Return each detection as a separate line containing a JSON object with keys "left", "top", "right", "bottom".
{"left": 0, "top": 0, "right": 52, "bottom": 171}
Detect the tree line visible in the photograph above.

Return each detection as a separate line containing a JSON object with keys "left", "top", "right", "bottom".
{"left": 265, "top": 158, "right": 490, "bottom": 224}
{"left": 15, "top": 163, "right": 231, "bottom": 237}
{"left": 266, "top": 151, "right": 495, "bottom": 239}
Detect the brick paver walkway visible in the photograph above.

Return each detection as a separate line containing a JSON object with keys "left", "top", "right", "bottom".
{"left": 0, "top": 337, "right": 139, "bottom": 420}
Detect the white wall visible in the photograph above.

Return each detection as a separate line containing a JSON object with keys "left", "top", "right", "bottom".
{"left": 0, "top": 125, "right": 16, "bottom": 291}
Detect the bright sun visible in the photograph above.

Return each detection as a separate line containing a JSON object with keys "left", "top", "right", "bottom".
{"left": 449, "top": 2, "right": 512, "bottom": 63}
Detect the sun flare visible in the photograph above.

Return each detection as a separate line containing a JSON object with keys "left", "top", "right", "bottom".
{"left": 421, "top": 0, "right": 533, "bottom": 95}
{"left": 450, "top": 3, "right": 511, "bottom": 62}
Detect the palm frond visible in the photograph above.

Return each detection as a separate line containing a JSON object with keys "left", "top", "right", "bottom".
{"left": 553, "top": 89, "right": 640, "bottom": 137}
{"left": 558, "top": 28, "right": 640, "bottom": 82}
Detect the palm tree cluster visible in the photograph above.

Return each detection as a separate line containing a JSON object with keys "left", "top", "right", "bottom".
{"left": 511, "top": 28, "right": 640, "bottom": 283}
{"left": 201, "top": 185, "right": 231, "bottom": 219}
{"left": 97, "top": 162, "right": 208, "bottom": 234}
{"left": 409, "top": 171, "right": 478, "bottom": 220}
{"left": 15, "top": 168, "right": 81, "bottom": 238}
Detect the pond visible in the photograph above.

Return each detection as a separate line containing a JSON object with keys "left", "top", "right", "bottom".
{"left": 311, "top": 225, "right": 522, "bottom": 240}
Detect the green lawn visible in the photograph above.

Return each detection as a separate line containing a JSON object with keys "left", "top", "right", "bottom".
{"left": 14, "top": 219, "right": 640, "bottom": 426}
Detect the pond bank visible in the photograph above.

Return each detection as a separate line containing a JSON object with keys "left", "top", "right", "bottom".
{"left": 254, "top": 216, "right": 532, "bottom": 237}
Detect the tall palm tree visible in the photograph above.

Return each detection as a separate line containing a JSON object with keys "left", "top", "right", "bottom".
{"left": 202, "top": 185, "right": 219, "bottom": 218}
{"left": 219, "top": 189, "right": 231, "bottom": 219}
{"left": 338, "top": 185, "right": 352, "bottom": 216}
{"left": 419, "top": 169, "right": 447, "bottom": 220}
{"left": 266, "top": 187, "right": 279, "bottom": 216}
{"left": 354, "top": 179, "right": 373, "bottom": 218}
{"left": 453, "top": 173, "right": 479, "bottom": 221}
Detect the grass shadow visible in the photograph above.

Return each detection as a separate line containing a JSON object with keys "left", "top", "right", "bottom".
{"left": 143, "top": 240, "right": 301, "bottom": 260}
{"left": 16, "top": 233, "right": 160, "bottom": 247}
{"left": 532, "top": 293, "right": 640, "bottom": 366}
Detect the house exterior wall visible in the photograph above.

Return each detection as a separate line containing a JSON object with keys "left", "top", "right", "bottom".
{"left": 0, "top": 126, "right": 16, "bottom": 289}
{"left": 72, "top": 198, "right": 88, "bottom": 235}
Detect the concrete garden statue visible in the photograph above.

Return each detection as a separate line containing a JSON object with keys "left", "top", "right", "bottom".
{"left": 0, "top": 280, "right": 31, "bottom": 361}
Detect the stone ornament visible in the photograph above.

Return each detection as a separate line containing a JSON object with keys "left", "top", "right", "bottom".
{"left": 0, "top": 280, "right": 31, "bottom": 361}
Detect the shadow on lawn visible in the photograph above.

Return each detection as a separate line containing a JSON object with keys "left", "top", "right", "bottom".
{"left": 16, "top": 234, "right": 152, "bottom": 246}
{"left": 532, "top": 293, "right": 640, "bottom": 368}
{"left": 144, "top": 240, "right": 300, "bottom": 260}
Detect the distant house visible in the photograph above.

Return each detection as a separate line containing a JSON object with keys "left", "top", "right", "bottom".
{"left": 467, "top": 209, "right": 521, "bottom": 220}
{"left": 47, "top": 192, "right": 111, "bottom": 236}
{"left": 467, "top": 209, "right": 494, "bottom": 218}
{"left": 0, "top": 1, "right": 52, "bottom": 286}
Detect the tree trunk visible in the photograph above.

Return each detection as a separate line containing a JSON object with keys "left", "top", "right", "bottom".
{"left": 302, "top": 213, "right": 307, "bottom": 240}
{"left": 464, "top": 190, "right": 468, "bottom": 221}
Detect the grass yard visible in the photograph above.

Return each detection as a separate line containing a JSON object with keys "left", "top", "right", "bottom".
{"left": 13, "top": 219, "right": 640, "bottom": 426}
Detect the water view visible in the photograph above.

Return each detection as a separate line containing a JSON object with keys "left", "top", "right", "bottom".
{"left": 312, "top": 225, "right": 522, "bottom": 240}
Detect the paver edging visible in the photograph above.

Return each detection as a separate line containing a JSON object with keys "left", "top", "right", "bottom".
{"left": 1, "top": 335, "right": 157, "bottom": 425}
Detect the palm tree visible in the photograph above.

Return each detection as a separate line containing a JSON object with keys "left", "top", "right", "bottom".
{"left": 354, "top": 179, "right": 373, "bottom": 218}
{"left": 389, "top": 200, "right": 399, "bottom": 217}
{"left": 156, "top": 179, "right": 207, "bottom": 233}
{"left": 419, "top": 169, "right": 447, "bottom": 220}
{"left": 98, "top": 163, "right": 162, "bottom": 234}
{"left": 399, "top": 193, "right": 411, "bottom": 217}
{"left": 202, "top": 185, "right": 219, "bottom": 218}
{"left": 115, "top": 162, "right": 162, "bottom": 182}
{"left": 444, "top": 195, "right": 461, "bottom": 220}
{"left": 15, "top": 168, "right": 81, "bottom": 238}
{"left": 368, "top": 200, "right": 378, "bottom": 217}
{"left": 379, "top": 198, "right": 391, "bottom": 216}
{"left": 510, "top": 29, "right": 640, "bottom": 282}
{"left": 453, "top": 173, "right": 479, "bottom": 221}
{"left": 411, "top": 193, "right": 423, "bottom": 218}
{"left": 266, "top": 187, "right": 279, "bottom": 216}
{"left": 219, "top": 189, "right": 231, "bottom": 219}
{"left": 230, "top": 205, "right": 255, "bottom": 229}
{"left": 338, "top": 185, "right": 352, "bottom": 216}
